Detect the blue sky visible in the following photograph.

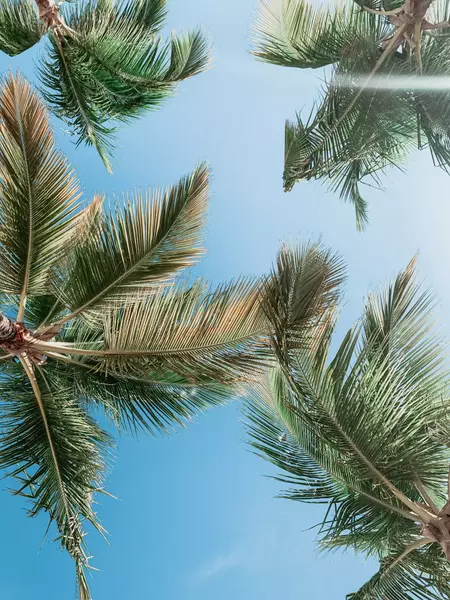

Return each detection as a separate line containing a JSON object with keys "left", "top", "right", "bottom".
{"left": 1, "top": 0, "right": 450, "bottom": 599}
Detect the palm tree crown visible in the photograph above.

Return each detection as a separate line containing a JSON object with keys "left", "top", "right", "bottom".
{"left": 254, "top": 0, "right": 450, "bottom": 228}
{"left": 0, "top": 72, "right": 276, "bottom": 599}
{"left": 0, "top": 0, "right": 210, "bottom": 170}
{"left": 247, "top": 255, "right": 450, "bottom": 599}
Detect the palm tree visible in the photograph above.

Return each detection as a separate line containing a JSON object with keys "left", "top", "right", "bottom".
{"left": 247, "top": 254, "right": 450, "bottom": 598}
{"left": 0, "top": 72, "right": 279, "bottom": 599}
{"left": 254, "top": 0, "right": 450, "bottom": 228}
{"left": 0, "top": 0, "right": 210, "bottom": 171}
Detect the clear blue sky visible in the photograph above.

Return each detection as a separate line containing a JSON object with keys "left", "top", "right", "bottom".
{"left": 1, "top": 1, "right": 450, "bottom": 599}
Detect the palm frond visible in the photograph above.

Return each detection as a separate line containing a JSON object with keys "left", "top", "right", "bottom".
{"left": 260, "top": 240, "right": 346, "bottom": 361}
{"left": 0, "top": 0, "right": 44, "bottom": 56}
{"left": 0, "top": 363, "right": 111, "bottom": 600}
{"left": 252, "top": 0, "right": 387, "bottom": 68}
{"left": 361, "top": 255, "right": 444, "bottom": 392}
{"left": 164, "top": 29, "right": 212, "bottom": 81}
{"left": 50, "top": 358, "right": 236, "bottom": 435}
{"left": 0, "top": 73, "right": 81, "bottom": 316}
{"left": 43, "top": 277, "right": 268, "bottom": 383}
{"left": 246, "top": 370, "right": 345, "bottom": 506}
{"left": 50, "top": 164, "right": 208, "bottom": 325}
{"left": 67, "top": 0, "right": 210, "bottom": 84}
{"left": 106, "top": 0, "right": 167, "bottom": 32}
{"left": 256, "top": 0, "right": 450, "bottom": 224}
{"left": 246, "top": 365, "right": 422, "bottom": 525}
{"left": 39, "top": 36, "right": 117, "bottom": 172}
{"left": 347, "top": 542, "right": 450, "bottom": 600}
{"left": 283, "top": 67, "right": 417, "bottom": 227}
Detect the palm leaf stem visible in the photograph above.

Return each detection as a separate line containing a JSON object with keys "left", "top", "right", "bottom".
{"left": 387, "top": 537, "right": 432, "bottom": 568}
{"left": 44, "top": 351, "right": 96, "bottom": 368}
{"left": 362, "top": 6, "right": 403, "bottom": 15}
{"left": 448, "top": 468, "right": 450, "bottom": 501}
{"left": 415, "top": 21, "right": 423, "bottom": 73}
{"left": 15, "top": 89, "right": 36, "bottom": 324}
{"left": 32, "top": 335, "right": 267, "bottom": 357}
{"left": 415, "top": 477, "right": 440, "bottom": 514}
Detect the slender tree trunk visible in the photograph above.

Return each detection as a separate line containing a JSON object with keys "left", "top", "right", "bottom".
{"left": 0, "top": 314, "right": 16, "bottom": 342}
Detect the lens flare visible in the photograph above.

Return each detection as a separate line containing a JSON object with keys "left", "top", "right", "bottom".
{"left": 336, "top": 73, "right": 450, "bottom": 90}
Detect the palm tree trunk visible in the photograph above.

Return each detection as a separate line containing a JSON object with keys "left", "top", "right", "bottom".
{"left": 0, "top": 314, "right": 16, "bottom": 342}
{"left": 34, "top": 0, "right": 62, "bottom": 29}
{"left": 413, "top": 0, "right": 434, "bottom": 20}
{"left": 422, "top": 520, "right": 450, "bottom": 560}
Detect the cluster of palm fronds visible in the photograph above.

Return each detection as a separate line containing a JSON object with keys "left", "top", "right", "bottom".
{"left": 254, "top": 0, "right": 450, "bottom": 228}
{"left": 0, "top": 73, "right": 348, "bottom": 599}
{"left": 248, "top": 2, "right": 450, "bottom": 595}
{"left": 1, "top": 0, "right": 450, "bottom": 598}
{"left": 0, "top": 73, "right": 264, "bottom": 598}
{"left": 247, "top": 251, "right": 450, "bottom": 598}
{"left": 0, "top": 0, "right": 210, "bottom": 170}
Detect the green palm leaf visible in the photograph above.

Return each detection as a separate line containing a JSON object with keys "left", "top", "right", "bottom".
{"left": 283, "top": 75, "right": 416, "bottom": 228}
{"left": 0, "top": 361, "right": 111, "bottom": 600}
{"left": 37, "top": 278, "right": 268, "bottom": 382}
{"left": 0, "top": 73, "right": 81, "bottom": 317}
{"left": 40, "top": 36, "right": 118, "bottom": 172}
{"left": 0, "top": 0, "right": 210, "bottom": 169}
{"left": 282, "top": 31, "right": 450, "bottom": 226}
{"left": 260, "top": 240, "right": 346, "bottom": 361}
{"left": 52, "top": 360, "right": 235, "bottom": 434}
{"left": 45, "top": 163, "right": 208, "bottom": 326}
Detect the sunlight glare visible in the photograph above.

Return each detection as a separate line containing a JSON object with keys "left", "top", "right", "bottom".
{"left": 337, "top": 73, "right": 450, "bottom": 90}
